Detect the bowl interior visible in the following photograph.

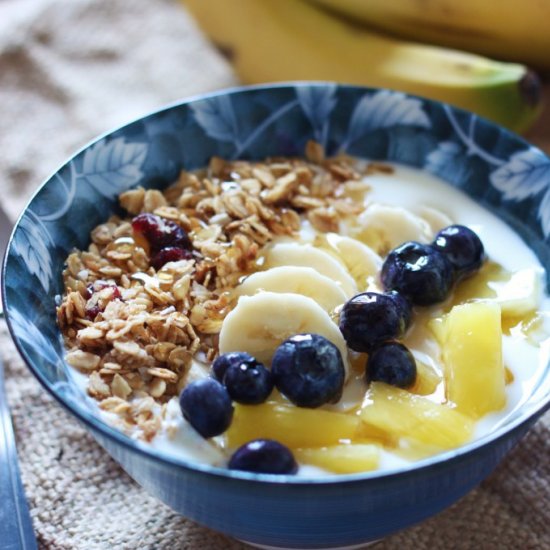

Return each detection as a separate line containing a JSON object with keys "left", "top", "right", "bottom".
{"left": 4, "top": 83, "right": 550, "bottom": 479}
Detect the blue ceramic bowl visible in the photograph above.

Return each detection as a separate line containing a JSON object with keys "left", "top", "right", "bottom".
{"left": 3, "top": 84, "right": 550, "bottom": 549}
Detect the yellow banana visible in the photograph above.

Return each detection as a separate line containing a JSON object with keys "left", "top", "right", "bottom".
{"left": 183, "top": 0, "right": 541, "bottom": 132}
{"left": 312, "top": 0, "right": 550, "bottom": 71}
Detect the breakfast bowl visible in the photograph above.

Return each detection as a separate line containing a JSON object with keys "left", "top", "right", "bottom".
{"left": 3, "top": 83, "right": 550, "bottom": 549}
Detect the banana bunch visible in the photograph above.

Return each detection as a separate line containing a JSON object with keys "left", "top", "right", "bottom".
{"left": 183, "top": 0, "right": 542, "bottom": 132}
{"left": 312, "top": 0, "right": 550, "bottom": 72}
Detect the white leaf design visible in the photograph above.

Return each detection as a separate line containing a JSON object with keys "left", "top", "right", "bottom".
{"left": 425, "top": 141, "right": 462, "bottom": 174}
{"left": 9, "top": 309, "right": 61, "bottom": 366}
{"left": 490, "top": 148, "right": 550, "bottom": 201}
{"left": 80, "top": 138, "right": 147, "bottom": 199}
{"left": 424, "top": 141, "right": 472, "bottom": 185}
{"left": 296, "top": 85, "right": 337, "bottom": 140}
{"left": 190, "top": 95, "right": 241, "bottom": 144}
{"left": 344, "top": 90, "right": 430, "bottom": 148}
{"left": 12, "top": 212, "right": 53, "bottom": 292}
{"left": 538, "top": 187, "right": 550, "bottom": 238}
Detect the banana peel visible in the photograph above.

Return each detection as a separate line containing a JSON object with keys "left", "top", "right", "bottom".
{"left": 183, "top": 0, "right": 542, "bottom": 133}
{"left": 312, "top": 0, "right": 550, "bottom": 72}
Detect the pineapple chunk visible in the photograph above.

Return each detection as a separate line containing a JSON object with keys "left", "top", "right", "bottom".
{"left": 410, "top": 360, "right": 442, "bottom": 397}
{"left": 502, "top": 311, "right": 549, "bottom": 345}
{"left": 360, "top": 382, "right": 474, "bottom": 449}
{"left": 440, "top": 301, "right": 506, "bottom": 418}
{"left": 226, "top": 402, "right": 361, "bottom": 449}
{"left": 451, "top": 261, "right": 542, "bottom": 318}
{"left": 392, "top": 439, "right": 448, "bottom": 462}
{"left": 491, "top": 268, "right": 543, "bottom": 317}
{"left": 428, "top": 316, "right": 446, "bottom": 343}
{"left": 295, "top": 444, "right": 380, "bottom": 474}
{"left": 450, "top": 261, "right": 505, "bottom": 305}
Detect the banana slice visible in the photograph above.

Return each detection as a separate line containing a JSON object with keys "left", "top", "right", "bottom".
{"left": 238, "top": 266, "right": 347, "bottom": 312}
{"left": 263, "top": 243, "right": 357, "bottom": 298}
{"left": 415, "top": 206, "right": 453, "bottom": 234}
{"left": 219, "top": 292, "right": 349, "bottom": 374}
{"left": 356, "top": 204, "right": 433, "bottom": 254}
{"left": 324, "top": 234, "right": 382, "bottom": 291}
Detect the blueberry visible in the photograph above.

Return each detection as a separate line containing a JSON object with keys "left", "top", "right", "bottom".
{"left": 224, "top": 357, "right": 274, "bottom": 404}
{"left": 381, "top": 241, "right": 454, "bottom": 306}
{"left": 386, "top": 290, "right": 412, "bottom": 330}
{"left": 367, "top": 341, "right": 417, "bottom": 388}
{"left": 211, "top": 351, "right": 254, "bottom": 381}
{"left": 432, "top": 225, "right": 485, "bottom": 279}
{"left": 271, "top": 334, "right": 345, "bottom": 408}
{"left": 228, "top": 439, "right": 298, "bottom": 475}
{"left": 339, "top": 292, "right": 410, "bottom": 353}
{"left": 179, "top": 378, "right": 233, "bottom": 438}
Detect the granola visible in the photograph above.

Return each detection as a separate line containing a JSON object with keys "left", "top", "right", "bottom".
{"left": 57, "top": 143, "right": 377, "bottom": 440}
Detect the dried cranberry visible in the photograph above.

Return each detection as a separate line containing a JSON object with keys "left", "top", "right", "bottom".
{"left": 132, "top": 213, "right": 191, "bottom": 252}
{"left": 85, "top": 305, "right": 101, "bottom": 321}
{"left": 86, "top": 281, "right": 122, "bottom": 300}
{"left": 84, "top": 281, "right": 122, "bottom": 320}
{"left": 111, "top": 286, "right": 122, "bottom": 300}
{"left": 151, "top": 246, "right": 193, "bottom": 270}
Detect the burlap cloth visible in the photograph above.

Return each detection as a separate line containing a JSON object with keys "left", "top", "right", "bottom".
{"left": 1, "top": 1, "right": 549, "bottom": 548}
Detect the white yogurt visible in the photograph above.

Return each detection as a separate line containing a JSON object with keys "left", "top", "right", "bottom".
{"left": 67, "top": 163, "right": 550, "bottom": 476}
{"left": 362, "top": 165, "right": 540, "bottom": 272}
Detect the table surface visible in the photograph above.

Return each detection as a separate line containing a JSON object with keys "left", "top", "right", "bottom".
{"left": 1, "top": 1, "right": 549, "bottom": 549}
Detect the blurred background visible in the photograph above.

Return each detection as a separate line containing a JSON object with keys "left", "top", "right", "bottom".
{"left": 1, "top": 1, "right": 549, "bottom": 548}
{"left": 1, "top": 0, "right": 549, "bottom": 222}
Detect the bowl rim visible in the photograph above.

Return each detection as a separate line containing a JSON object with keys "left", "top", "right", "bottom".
{"left": 3, "top": 81, "right": 550, "bottom": 485}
